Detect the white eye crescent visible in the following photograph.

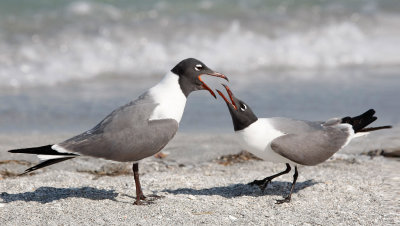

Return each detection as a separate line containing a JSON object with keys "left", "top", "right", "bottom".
{"left": 194, "top": 64, "right": 203, "bottom": 71}
{"left": 240, "top": 104, "right": 247, "bottom": 111}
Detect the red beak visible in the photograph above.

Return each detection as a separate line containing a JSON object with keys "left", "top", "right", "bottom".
{"left": 216, "top": 84, "right": 238, "bottom": 110}
{"left": 198, "top": 72, "right": 229, "bottom": 99}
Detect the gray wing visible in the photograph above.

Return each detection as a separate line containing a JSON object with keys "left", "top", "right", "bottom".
{"left": 270, "top": 118, "right": 352, "bottom": 166}
{"left": 58, "top": 92, "right": 179, "bottom": 162}
{"left": 269, "top": 117, "right": 324, "bottom": 134}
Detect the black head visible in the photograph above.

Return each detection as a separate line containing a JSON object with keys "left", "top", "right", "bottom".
{"left": 217, "top": 84, "right": 258, "bottom": 131}
{"left": 171, "top": 58, "right": 228, "bottom": 97}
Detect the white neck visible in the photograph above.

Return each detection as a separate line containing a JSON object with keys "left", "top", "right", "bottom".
{"left": 148, "top": 72, "right": 187, "bottom": 122}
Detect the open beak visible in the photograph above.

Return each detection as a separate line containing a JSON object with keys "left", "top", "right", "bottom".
{"left": 198, "top": 72, "right": 229, "bottom": 99}
{"left": 216, "top": 84, "right": 238, "bottom": 110}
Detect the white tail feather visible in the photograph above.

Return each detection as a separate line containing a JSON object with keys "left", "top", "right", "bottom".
{"left": 353, "top": 132, "right": 369, "bottom": 138}
{"left": 51, "top": 144, "right": 76, "bottom": 154}
{"left": 37, "top": 154, "right": 73, "bottom": 161}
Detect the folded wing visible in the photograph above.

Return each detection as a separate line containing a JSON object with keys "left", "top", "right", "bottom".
{"left": 270, "top": 118, "right": 353, "bottom": 166}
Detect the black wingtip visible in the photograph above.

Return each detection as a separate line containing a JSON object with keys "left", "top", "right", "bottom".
{"left": 358, "top": 125, "right": 392, "bottom": 132}
{"left": 19, "top": 171, "right": 30, "bottom": 176}
{"left": 8, "top": 145, "right": 77, "bottom": 157}
{"left": 365, "top": 109, "right": 376, "bottom": 116}
{"left": 8, "top": 145, "right": 54, "bottom": 154}
{"left": 9, "top": 149, "right": 21, "bottom": 153}
{"left": 342, "top": 109, "right": 382, "bottom": 133}
{"left": 19, "top": 157, "right": 75, "bottom": 175}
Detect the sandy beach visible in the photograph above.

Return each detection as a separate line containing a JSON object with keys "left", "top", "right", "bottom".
{"left": 1, "top": 131, "right": 399, "bottom": 225}
{"left": 1, "top": 0, "right": 400, "bottom": 225}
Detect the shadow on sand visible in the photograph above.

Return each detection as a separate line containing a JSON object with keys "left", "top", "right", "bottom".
{"left": 163, "top": 180, "right": 318, "bottom": 198}
{"left": 0, "top": 187, "right": 119, "bottom": 204}
{"left": 0, "top": 181, "right": 318, "bottom": 204}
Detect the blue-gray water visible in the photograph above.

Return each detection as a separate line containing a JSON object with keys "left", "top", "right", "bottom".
{"left": 0, "top": 0, "right": 399, "bottom": 134}
{"left": 1, "top": 68, "right": 399, "bottom": 134}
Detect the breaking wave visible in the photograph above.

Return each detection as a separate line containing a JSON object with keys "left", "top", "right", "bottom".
{"left": 0, "top": 0, "right": 399, "bottom": 87}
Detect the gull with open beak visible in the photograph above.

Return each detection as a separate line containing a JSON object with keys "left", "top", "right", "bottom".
{"left": 217, "top": 84, "right": 391, "bottom": 204}
{"left": 8, "top": 58, "right": 228, "bottom": 205}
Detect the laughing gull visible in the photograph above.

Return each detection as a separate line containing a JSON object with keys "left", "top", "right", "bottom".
{"left": 8, "top": 58, "right": 228, "bottom": 205}
{"left": 217, "top": 84, "right": 391, "bottom": 204}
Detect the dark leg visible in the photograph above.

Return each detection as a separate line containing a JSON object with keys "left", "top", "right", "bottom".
{"left": 249, "top": 163, "right": 291, "bottom": 192}
{"left": 132, "top": 163, "right": 146, "bottom": 205}
{"left": 276, "top": 166, "right": 298, "bottom": 204}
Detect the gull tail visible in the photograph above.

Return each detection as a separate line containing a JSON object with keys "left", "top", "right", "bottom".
{"left": 8, "top": 145, "right": 78, "bottom": 175}
{"left": 342, "top": 109, "right": 392, "bottom": 133}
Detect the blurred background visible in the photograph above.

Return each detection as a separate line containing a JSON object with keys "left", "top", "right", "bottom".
{"left": 0, "top": 0, "right": 399, "bottom": 135}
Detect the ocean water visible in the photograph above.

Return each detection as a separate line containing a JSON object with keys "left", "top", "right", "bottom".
{"left": 0, "top": 0, "right": 399, "bottom": 134}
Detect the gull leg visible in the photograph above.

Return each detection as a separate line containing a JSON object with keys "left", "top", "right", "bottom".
{"left": 132, "top": 162, "right": 163, "bottom": 205}
{"left": 249, "top": 163, "right": 291, "bottom": 192}
{"left": 132, "top": 163, "right": 146, "bottom": 205}
{"left": 276, "top": 166, "right": 298, "bottom": 204}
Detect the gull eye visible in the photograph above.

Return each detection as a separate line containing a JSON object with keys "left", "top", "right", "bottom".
{"left": 194, "top": 64, "right": 203, "bottom": 71}
{"left": 240, "top": 103, "right": 247, "bottom": 112}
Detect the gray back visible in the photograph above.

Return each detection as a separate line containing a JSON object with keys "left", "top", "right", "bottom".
{"left": 59, "top": 92, "right": 179, "bottom": 162}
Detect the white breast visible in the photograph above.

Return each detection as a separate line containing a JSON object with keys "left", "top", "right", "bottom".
{"left": 236, "top": 118, "right": 293, "bottom": 163}
{"left": 148, "top": 72, "right": 187, "bottom": 123}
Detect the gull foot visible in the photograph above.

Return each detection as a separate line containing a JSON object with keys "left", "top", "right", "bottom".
{"left": 248, "top": 179, "right": 271, "bottom": 192}
{"left": 133, "top": 194, "right": 164, "bottom": 205}
{"left": 275, "top": 196, "right": 291, "bottom": 204}
{"left": 133, "top": 199, "right": 155, "bottom": 205}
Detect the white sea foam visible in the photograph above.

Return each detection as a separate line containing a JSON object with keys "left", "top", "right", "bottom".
{"left": 0, "top": 0, "right": 399, "bottom": 88}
